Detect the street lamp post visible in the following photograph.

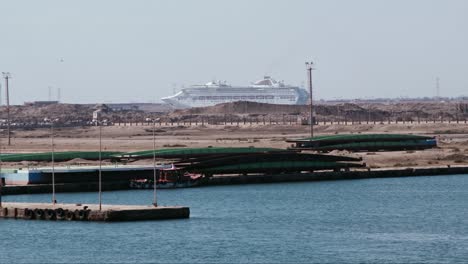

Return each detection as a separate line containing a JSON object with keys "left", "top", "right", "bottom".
{"left": 0, "top": 130, "right": 3, "bottom": 208}
{"left": 152, "top": 118, "right": 158, "bottom": 207}
{"left": 2, "top": 72, "right": 11, "bottom": 146}
{"left": 51, "top": 120, "right": 56, "bottom": 205}
{"left": 98, "top": 121, "right": 102, "bottom": 211}
{"left": 305, "top": 62, "right": 314, "bottom": 139}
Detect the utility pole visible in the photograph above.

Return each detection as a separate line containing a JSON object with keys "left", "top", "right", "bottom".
{"left": 367, "top": 104, "right": 371, "bottom": 124}
{"left": 0, "top": 129, "right": 3, "bottom": 208}
{"left": 152, "top": 118, "right": 158, "bottom": 207}
{"left": 305, "top": 62, "right": 314, "bottom": 138}
{"left": 48, "top": 86, "right": 52, "bottom": 101}
{"left": 2, "top": 73, "right": 11, "bottom": 146}
{"left": 51, "top": 120, "right": 56, "bottom": 205}
{"left": 98, "top": 120, "right": 102, "bottom": 211}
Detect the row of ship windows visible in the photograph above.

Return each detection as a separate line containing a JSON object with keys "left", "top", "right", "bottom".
{"left": 185, "top": 95, "right": 296, "bottom": 101}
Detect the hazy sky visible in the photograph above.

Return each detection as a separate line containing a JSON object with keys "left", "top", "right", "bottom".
{"left": 1, "top": 0, "right": 467, "bottom": 104}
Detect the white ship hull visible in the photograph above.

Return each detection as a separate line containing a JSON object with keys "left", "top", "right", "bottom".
{"left": 162, "top": 76, "right": 309, "bottom": 109}
{"left": 129, "top": 181, "right": 200, "bottom": 189}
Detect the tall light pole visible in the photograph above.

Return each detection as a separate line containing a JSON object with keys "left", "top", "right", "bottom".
{"left": 152, "top": 118, "right": 158, "bottom": 207}
{"left": 48, "top": 86, "right": 52, "bottom": 101}
{"left": 2, "top": 72, "right": 11, "bottom": 146}
{"left": 98, "top": 120, "right": 102, "bottom": 211}
{"left": 0, "top": 129, "right": 3, "bottom": 208}
{"left": 305, "top": 62, "right": 314, "bottom": 138}
{"left": 51, "top": 119, "right": 56, "bottom": 205}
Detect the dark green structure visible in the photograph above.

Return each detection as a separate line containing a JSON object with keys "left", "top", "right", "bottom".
{"left": 116, "top": 147, "right": 287, "bottom": 159}
{"left": 152, "top": 148, "right": 364, "bottom": 175}
{"left": 287, "top": 134, "right": 437, "bottom": 152}
{"left": 0, "top": 151, "right": 122, "bottom": 162}
{"left": 1, "top": 147, "right": 365, "bottom": 177}
{"left": 119, "top": 147, "right": 364, "bottom": 176}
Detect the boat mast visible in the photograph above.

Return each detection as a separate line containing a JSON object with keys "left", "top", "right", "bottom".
{"left": 51, "top": 119, "right": 56, "bottom": 205}
{"left": 152, "top": 118, "right": 158, "bottom": 207}
{"left": 98, "top": 120, "right": 102, "bottom": 211}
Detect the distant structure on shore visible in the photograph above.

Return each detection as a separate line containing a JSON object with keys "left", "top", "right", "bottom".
{"left": 161, "top": 76, "right": 309, "bottom": 109}
{"left": 24, "top": 101, "right": 59, "bottom": 106}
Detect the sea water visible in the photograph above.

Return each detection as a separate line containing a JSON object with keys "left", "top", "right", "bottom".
{"left": 1, "top": 175, "right": 468, "bottom": 263}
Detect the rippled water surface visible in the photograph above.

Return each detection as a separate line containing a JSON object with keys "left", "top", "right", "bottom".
{"left": 1, "top": 175, "right": 468, "bottom": 263}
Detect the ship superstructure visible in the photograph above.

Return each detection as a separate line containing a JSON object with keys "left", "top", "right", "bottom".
{"left": 161, "top": 76, "right": 309, "bottom": 109}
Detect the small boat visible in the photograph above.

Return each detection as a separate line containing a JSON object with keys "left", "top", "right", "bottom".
{"left": 129, "top": 166, "right": 203, "bottom": 189}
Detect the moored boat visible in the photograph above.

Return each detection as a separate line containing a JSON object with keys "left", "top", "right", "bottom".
{"left": 129, "top": 166, "right": 203, "bottom": 189}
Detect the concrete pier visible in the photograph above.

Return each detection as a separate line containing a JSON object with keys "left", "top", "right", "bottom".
{"left": 0, "top": 202, "right": 190, "bottom": 222}
{"left": 3, "top": 165, "right": 468, "bottom": 196}
{"left": 204, "top": 165, "right": 468, "bottom": 186}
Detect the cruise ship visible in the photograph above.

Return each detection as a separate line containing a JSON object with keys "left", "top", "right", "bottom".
{"left": 161, "top": 76, "right": 309, "bottom": 109}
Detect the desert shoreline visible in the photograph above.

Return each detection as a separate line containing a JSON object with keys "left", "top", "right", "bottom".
{"left": 1, "top": 122, "right": 467, "bottom": 170}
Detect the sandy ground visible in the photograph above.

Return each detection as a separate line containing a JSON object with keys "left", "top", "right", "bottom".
{"left": 1, "top": 122, "right": 468, "bottom": 169}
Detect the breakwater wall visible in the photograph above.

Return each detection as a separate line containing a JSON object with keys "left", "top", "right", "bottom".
{"left": 3, "top": 181, "right": 129, "bottom": 195}
{"left": 0, "top": 202, "right": 190, "bottom": 222}
{"left": 3, "top": 166, "right": 468, "bottom": 195}
{"left": 204, "top": 166, "right": 468, "bottom": 186}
